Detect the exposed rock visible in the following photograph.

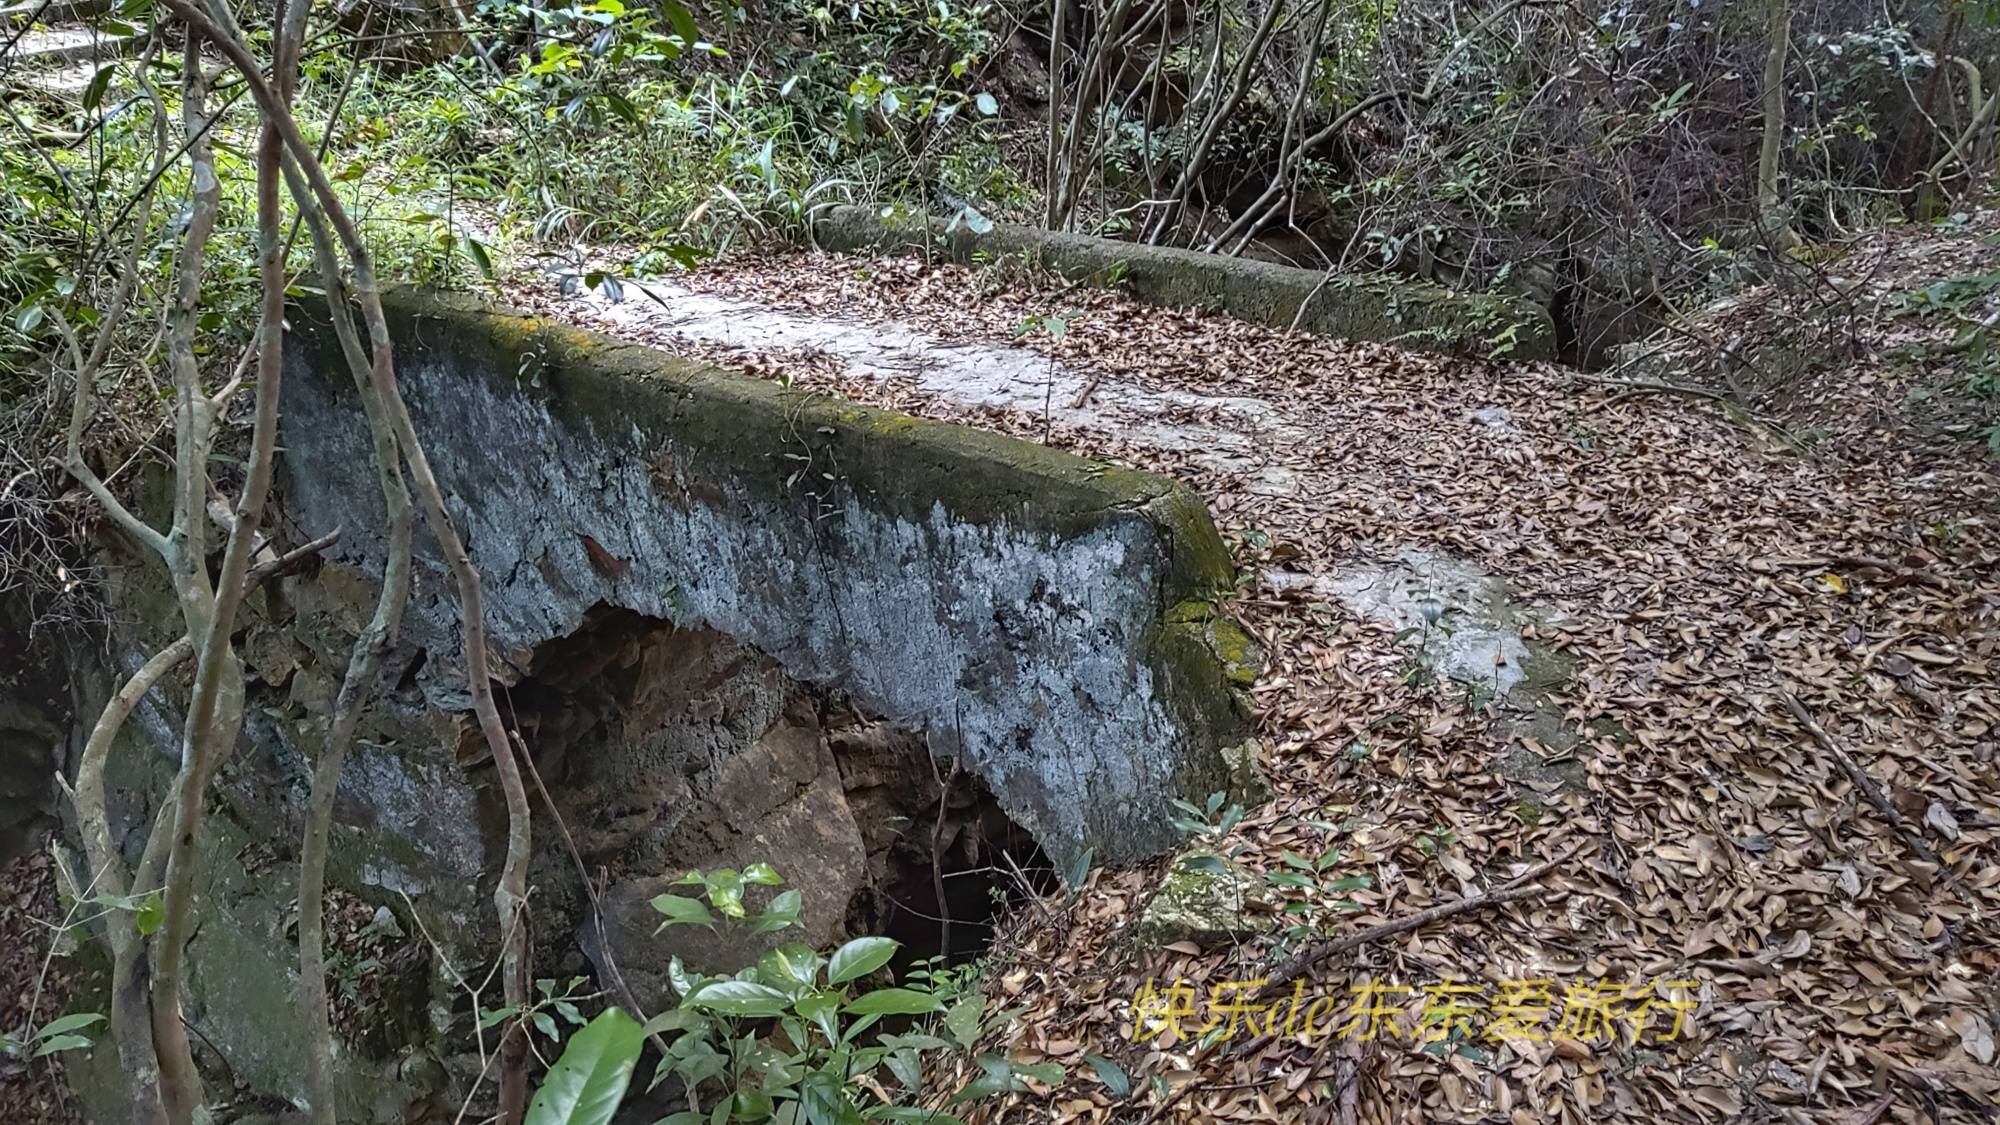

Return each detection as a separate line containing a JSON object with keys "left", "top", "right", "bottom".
{"left": 1313, "top": 545, "right": 1571, "bottom": 700}
{"left": 1271, "top": 545, "right": 1593, "bottom": 801}
{"left": 20, "top": 286, "right": 1256, "bottom": 1119}
{"left": 0, "top": 701, "right": 59, "bottom": 864}
{"left": 0, "top": 597, "right": 70, "bottom": 865}
{"left": 1134, "top": 848, "right": 1274, "bottom": 949}
{"left": 1220, "top": 740, "right": 1271, "bottom": 808}
{"left": 280, "top": 290, "right": 1254, "bottom": 864}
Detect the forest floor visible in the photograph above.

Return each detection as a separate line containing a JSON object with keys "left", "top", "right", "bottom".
{"left": 511, "top": 238, "right": 2000, "bottom": 1124}
{"left": 7, "top": 230, "right": 1995, "bottom": 1122}
{"left": 0, "top": 851, "right": 82, "bottom": 1124}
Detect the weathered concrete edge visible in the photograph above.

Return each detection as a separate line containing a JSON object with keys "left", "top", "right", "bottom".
{"left": 294, "top": 289, "right": 1260, "bottom": 860}
{"left": 811, "top": 204, "right": 1557, "bottom": 361}
{"left": 371, "top": 288, "right": 1241, "bottom": 590}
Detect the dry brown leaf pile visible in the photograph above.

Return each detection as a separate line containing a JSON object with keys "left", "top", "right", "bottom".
{"left": 516, "top": 244, "right": 2000, "bottom": 1125}
{"left": 0, "top": 852, "right": 83, "bottom": 1124}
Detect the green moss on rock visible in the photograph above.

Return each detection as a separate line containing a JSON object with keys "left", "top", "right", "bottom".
{"left": 1135, "top": 848, "right": 1275, "bottom": 949}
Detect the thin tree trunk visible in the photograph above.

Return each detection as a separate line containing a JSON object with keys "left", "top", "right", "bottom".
{"left": 74, "top": 641, "right": 189, "bottom": 1125}
{"left": 154, "top": 7, "right": 542, "bottom": 1117}
{"left": 1146, "top": 0, "right": 1288, "bottom": 243}
{"left": 289, "top": 159, "right": 417, "bottom": 1125}
{"left": 1043, "top": 0, "right": 1069, "bottom": 228}
{"left": 1757, "top": 0, "right": 1793, "bottom": 246}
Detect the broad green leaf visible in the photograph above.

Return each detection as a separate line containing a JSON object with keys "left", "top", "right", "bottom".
{"left": 947, "top": 1055, "right": 1017, "bottom": 1104}
{"left": 749, "top": 888, "right": 803, "bottom": 934}
{"left": 663, "top": 0, "right": 698, "bottom": 43}
{"left": 883, "top": 1046, "right": 922, "bottom": 1093}
{"left": 826, "top": 936, "right": 898, "bottom": 985}
{"left": 480, "top": 1004, "right": 519, "bottom": 1030}
{"left": 458, "top": 235, "right": 496, "bottom": 282}
{"left": 1063, "top": 846, "right": 1095, "bottom": 891}
{"left": 638, "top": 1009, "right": 706, "bottom": 1036}
{"left": 704, "top": 870, "right": 747, "bottom": 918}
{"left": 33, "top": 1034, "right": 92, "bottom": 1058}
{"left": 943, "top": 995, "right": 984, "bottom": 1050}
{"left": 133, "top": 891, "right": 164, "bottom": 936}
{"left": 796, "top": 1069, "right": 865, "bottom": 1125}
{"left": 794, "top": 988, "right": 842, "bottom": 1042}
{"left": 650, "top": 893, "right": 714, "bottom": 928}
{"left": 1084, "top": 1054, "right": 1130, "bottom": 1097}
{"left": 523, "top": 1008, "right": 645, "bottom": 1125}
{"left": 1013, "top": 1061, "right": 1064, "bottom": 1086}
{"left": 974, "top": 92, "right": 998, "bottom": 115}
{"left": 742, "top": 861, "right": 783, "bottom": 886}
{"left": 756, "top": 943, "right": 823, "bottom": 991}
{"left": 685, "top": 980, "right": 791, "bottom": 1018}
{"left": 949, "top": 1055, "right": 1063, "bottom": 1104}
{"left": 845, "top": 988, "right": 944, "bottom": 1017}
{"left": 666, "top": 956, "right": 698, "bottom": 999}
{"left": 603, "top": 93, "right": 642, "bottom": 126}
{"left": 36, "top": 1013, "right": 105, "bottom": 1039}
{"left": 81, "top": 65, "right": 115, "bottom": 111}
{"left": 729, "top": 1088, "right": 774, "bottom": 1120}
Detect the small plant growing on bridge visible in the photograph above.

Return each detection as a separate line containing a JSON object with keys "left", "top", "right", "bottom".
{"left": 1, "top": 1012, "right": 104, "bottom": 1065}
{"left": 1014, "top": 308, "right": 1084, "bottom": 440}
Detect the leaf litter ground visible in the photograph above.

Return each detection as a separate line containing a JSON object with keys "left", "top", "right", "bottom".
{"left": 509, "top": 246, "right": 1994, "bottom": 1124}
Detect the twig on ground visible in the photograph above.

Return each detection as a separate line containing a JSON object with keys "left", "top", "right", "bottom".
{"left": 1137, "top": 1076, "right": 1277, "bottom": 1125}
{"left": 1068, "top": 374, "right": 1101, "bottom": 410}
{"left": 1570, "top": 371, "right": 1740, "bottom": 405}
{"left": 1792, "top": 684, "right": 1944, "bottom": 876}
{"left": 1569, "top": 371, "right": 1807, "bottom": 451}
{"left": 1769, "top": 555, "right": 1952, "bottom": 593}
{"left": 1258, "top": 854, "right": 1567, "bottom": 998}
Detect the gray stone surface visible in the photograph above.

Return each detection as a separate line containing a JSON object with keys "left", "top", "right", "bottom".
{"left": 280, "top": 290, "right": 1253, "bottom": 865}
{"left": 1134, "top": 848, "right": 1274, "bottom": 949}
{"left": 812, "top": 205, "right": 1556, "bottom": 360}
{"left": 1312, "top": 546, "right": 1563, "bottom": 699}
{"left": 580, "top": 278, "right": 1305, "bottom": 497}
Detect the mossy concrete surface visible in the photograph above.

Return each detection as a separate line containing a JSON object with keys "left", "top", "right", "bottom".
{"left": 1134, "top": 848, "right": 1275, "bottom": 949}
{"left": 280, "top": 289, "right": 1255, "bottom": 863}
{"left": 812, "top": 205, "right": 1556, "bottom": 361}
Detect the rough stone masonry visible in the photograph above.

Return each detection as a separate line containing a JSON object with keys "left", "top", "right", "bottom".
{"left": 279, "top": 290, "right": 1257, "bottom": 866}
{"left": 5, "top": 288, "right": 1260, "bottom": 1120}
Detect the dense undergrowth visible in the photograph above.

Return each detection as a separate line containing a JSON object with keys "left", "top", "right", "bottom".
{"left": 9, "top": 0, "right": 2000, "bottom": 368}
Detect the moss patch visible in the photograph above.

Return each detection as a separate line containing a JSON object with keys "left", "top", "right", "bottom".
{"left": 1134, "top": 848, "right": 1274, "bottom": 949}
